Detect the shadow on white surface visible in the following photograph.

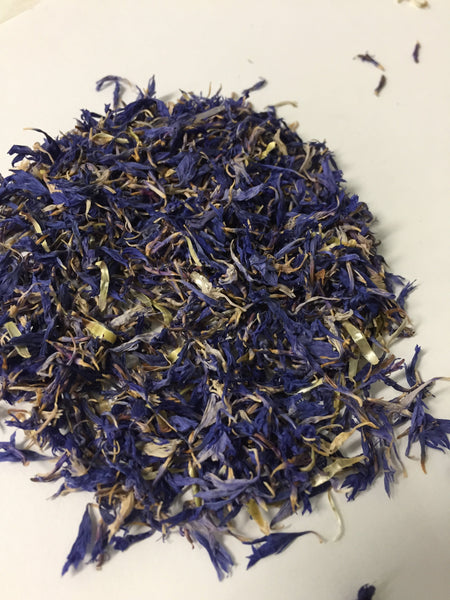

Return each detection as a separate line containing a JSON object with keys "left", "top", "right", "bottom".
{"left": 0, "top": 0, "right": 41, "bottom": 24}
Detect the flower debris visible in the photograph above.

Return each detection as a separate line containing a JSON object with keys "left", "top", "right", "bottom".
{"left": 353, "top": 52, "right": 388, "bottom": 97}
{"left": 396, "top": 0, "right": 429, "bottom": 8}
{"left": 356, "top": 584, "right": 376, "bottom": 600}
{"left": 374, "top": 74, "right": 387, "bottom": 96}
{"left": 413, "top": 42, "right": 421, "bottom": 63}
{"left": 354, "top": 53, "right": 385, "bottom": 71}
{"left": 0, "top": 76, "right": 449, "bottom": 578}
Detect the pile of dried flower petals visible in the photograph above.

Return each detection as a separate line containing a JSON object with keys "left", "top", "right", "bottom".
{"left": 0, "top": 77, "right": 448, "bottom": 578}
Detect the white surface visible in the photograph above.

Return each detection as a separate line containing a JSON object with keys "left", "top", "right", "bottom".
{"left": 0, "top": 1, "right": 449, "bottom": 599}
{"left": 0, "top": 0, "right": 40, "bottom": 23}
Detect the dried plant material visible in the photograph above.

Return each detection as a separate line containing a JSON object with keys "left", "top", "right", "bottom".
{"left": 374, "top": 74, "right": 387, "bottom": 96}
{"left": 0, "top": 76, "right": 448, "bottom": 579}
{"left": 397, "top": 0, "right": 429, "bottom": 7}
{"left": 354, "top": 53, "right": 385, "bottom": 71}
{"left": 356, "top": 584, "right": 377, "bottom": 600}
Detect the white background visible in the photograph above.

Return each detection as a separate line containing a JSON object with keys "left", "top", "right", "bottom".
{"left": 0, "top": 1, "right": 448, "bottom": 599}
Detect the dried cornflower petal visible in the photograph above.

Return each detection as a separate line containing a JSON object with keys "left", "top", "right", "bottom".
{"left": 356, "top": 584, "right": 376, "bottom": 600}
{"left": 354, "top": 53, "right": 385, "bottom": 71}
{"left": 374, "top": 74, "right": 387, "bottom": 96}
{"left": 396, "top": 0, "right": 429, "bottom": 7}
{"left": 353, "top": 53, "right": 386, "bottom": 96}
{"left": 0, "top": 77, "right": 448, "bottom": 579}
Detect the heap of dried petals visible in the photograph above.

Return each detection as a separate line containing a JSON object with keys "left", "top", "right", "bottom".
{"left": 0, "top": 77, "right": 448, "bottom": 578}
